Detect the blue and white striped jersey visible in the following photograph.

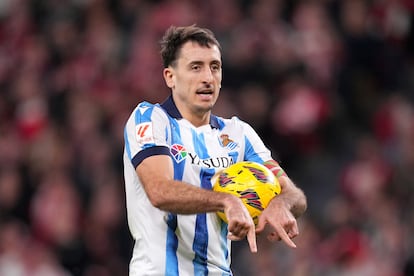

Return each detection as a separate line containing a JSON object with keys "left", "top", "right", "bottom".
{"left": 123, "top": 96, "right": 273, "bottom": 275}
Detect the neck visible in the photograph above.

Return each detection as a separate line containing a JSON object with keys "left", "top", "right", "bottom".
{"left": 171, "top": 95, "right": 212, "bottom": 127}
{"left": 182, "top": 111, "right": 211, "bottom": 127}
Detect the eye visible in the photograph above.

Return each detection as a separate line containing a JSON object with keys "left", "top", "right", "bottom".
{"left": 211, "top": 63, "right": 221, "bottom": 72}
{"left": 191, "top": 64, "right": 201, "bottom": 71}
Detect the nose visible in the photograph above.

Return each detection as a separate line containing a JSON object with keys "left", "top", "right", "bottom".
{"left": 202, "top": 67, "right": 214, "bottom": 84}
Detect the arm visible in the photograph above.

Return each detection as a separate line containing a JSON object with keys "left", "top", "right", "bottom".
{"left": 256, "top": 160, "right": 307, "bottom": 248}
{"left": 136, "top": 154, "right": 258, "bottom": 252}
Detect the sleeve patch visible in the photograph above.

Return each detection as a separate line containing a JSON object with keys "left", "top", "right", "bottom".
{"left": 135, "top": 122, "right": 154, "bottom": 145}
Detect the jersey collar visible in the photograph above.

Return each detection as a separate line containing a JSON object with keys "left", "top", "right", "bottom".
{"left": 160, "top": 95, "right": 220, "bottom": 129}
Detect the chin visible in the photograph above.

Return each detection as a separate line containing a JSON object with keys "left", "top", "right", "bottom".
{"left": 195, "top": 104, "right": 214, "bottom": 113}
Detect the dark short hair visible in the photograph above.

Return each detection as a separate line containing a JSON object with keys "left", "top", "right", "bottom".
{"left": 160, "top": 25, "right": 221, "bottom": 68}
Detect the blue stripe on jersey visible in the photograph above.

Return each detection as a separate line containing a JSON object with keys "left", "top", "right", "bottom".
{"left": 124, "top": 127, "right": 132, "bottom": 160}
{"left": 165, "top": 213, "right": 179, "bottom": 276}
{"left": 170, "top": 117, "right": 185, "bottom": 180}
{"left": 165, "top": 116, "right": 183, "bottom": 274}
{"left": 220, "top": 222, "right": 231, "bottom": 275}
{"left": 134, "top": 102, "right": 151, "bottom": 124}
{"left": 244, "top": 136, "right": 265, "bottom": 164}
{"left": 212, "top": 115, "right": 225, "bottom": 130}
{"left": 191, "top": 130, "right": 214, "bottom": 275}
{"left": 228, "top": 151, "right": 239, "bottom": 164}
{"left": 193, "top": 214, "right": 208, "bottom": 275}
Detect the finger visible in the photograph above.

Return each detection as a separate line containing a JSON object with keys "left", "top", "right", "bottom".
{"left": 228, "top": 223, "right": 249, "bottom": 239}
{"left": 246, "top": 226, "right": 257, "bottom": 253}
{"left": 227, "top": 232, "right": 243, "bottom": 241}
{"left": 277, "top": 228, "right": 297, "bottom": 248}
{"left": 255, "top": 216, "right": 266, "bottom": 234}
{"left": 288, "top": 225, "right": 299, "bottom": 239}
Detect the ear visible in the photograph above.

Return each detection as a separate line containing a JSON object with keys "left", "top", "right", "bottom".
{"left": 163, "top": 67, "right": 175, "bottom": 89}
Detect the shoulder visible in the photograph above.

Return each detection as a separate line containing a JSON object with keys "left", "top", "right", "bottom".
{"left": 128, "top": 101, "right": 168, "bottom": 122}
{"left": 214, "top": 115, "right": 251, "bottom": 129}
{"left": 134, "top": 101, "right": 162, "bottom": 115}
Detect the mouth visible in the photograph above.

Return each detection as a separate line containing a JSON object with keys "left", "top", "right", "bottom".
{"left": 196, "top": 89, "right": 214, "bottom": 95}
{"left": 196, "top": 89, "right": 214, "bottom": 101}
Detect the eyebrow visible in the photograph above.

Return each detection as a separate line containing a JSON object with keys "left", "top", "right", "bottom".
{"left": 188, "top": 60, "right": 221, "bottom": 66}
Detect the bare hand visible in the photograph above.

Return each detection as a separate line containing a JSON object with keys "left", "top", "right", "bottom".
{"left": 255, "top": 198, "right": 299, "bottom": 248}
{"left": 224, "top": 195, "right": 257, "bottom": 253}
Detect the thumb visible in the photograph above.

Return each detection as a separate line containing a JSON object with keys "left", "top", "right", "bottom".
{"left": 255, "top": 215, "right": 266, "bottom": 234}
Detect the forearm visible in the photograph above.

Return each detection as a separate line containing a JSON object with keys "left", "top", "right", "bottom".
{"left": 137, "top": 155, "right": 237, "bottom": 214}
{"left": 263, "top": 160, "right": 307, "bottom": 217}
{"left": 149, "top": 179, "right": 233, "bottom": 214}
{"left": 274, "top": 176, "right": 307, "bottom": 218}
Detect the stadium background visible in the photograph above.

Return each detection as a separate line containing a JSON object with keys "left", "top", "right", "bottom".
{"left": 0, "top": 0, "right": 414, "bottom": 275}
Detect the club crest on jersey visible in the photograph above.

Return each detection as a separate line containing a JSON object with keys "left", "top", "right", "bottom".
{"left": 219, "top": 134, "right": 238, "bottom": 150}
{"left": 170, "top": 144, "right": 188, "bottom": 163}
{"left": 135, "top": 122, "right": 154, "bottom": 145}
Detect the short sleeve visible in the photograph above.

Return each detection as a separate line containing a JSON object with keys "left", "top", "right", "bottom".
{"left": 124, "top": 102, "right": 171, "bottom": 168}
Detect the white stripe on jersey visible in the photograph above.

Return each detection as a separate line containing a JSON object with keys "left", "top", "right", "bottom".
{"left": 123, "top": 96, "right": 273, "bottom": 275}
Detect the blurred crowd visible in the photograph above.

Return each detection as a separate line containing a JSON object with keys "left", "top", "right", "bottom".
{"left": 0, "top": 0, "right": 414, "bottom": 275}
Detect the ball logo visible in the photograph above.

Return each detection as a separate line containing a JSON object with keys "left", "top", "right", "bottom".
{"left": 243, "top": 165, "right": 268, "bottom": 183}
{"left": 170, "top": 144, "right": 188, "bottom": 163}
{"left": 217, "top": 173, "right": 235, "bottom": 187}
{"left": 238, "top": 189, "right": 264, "bottom": 211}
{"left": 212, "top": 161, "right": 281, "bottom": 225}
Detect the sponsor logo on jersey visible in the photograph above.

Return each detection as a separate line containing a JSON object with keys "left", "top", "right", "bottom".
{"left": 170, "top": 144, "right": 188, "bottom": 163}
{"left": 135, "top": 122, "right": 154, "bottom": 145}
{"left": 188, "top": 153, "right": 234, "bottom": 169}
{"left": 170, "top": 144, "right": 234, "bottom": 169}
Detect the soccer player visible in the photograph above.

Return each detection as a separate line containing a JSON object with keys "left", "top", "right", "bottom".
{"left": 123, "top": 25, "right": 307, "bottom": 275}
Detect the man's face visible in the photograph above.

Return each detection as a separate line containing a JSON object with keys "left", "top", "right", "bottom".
{"left": 163, "top": 41, "right": 222, "bottom": 118}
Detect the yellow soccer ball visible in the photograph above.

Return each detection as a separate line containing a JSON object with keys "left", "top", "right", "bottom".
{"left": 212, "top": 161, "right": 281, "bottom": 226}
